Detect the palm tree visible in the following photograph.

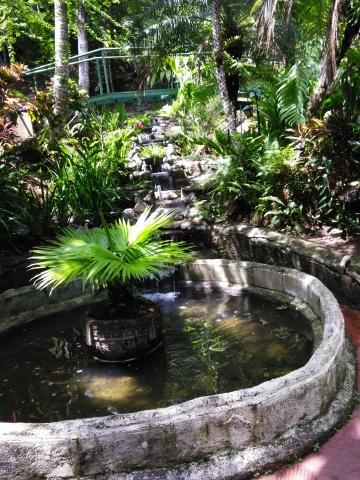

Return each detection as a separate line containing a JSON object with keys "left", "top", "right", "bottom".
{"left": 308, "top": 0, "right": 360, "bottom": 114}
{"left": 253, "top": 0, "right": 360, "bottom": 115}
{"left": 211, "top": 0, "right": 236, "bottom": 133}
{"left": 29, "top": 208, "right": 194, "bottom": 362}
{"left": 77, "top": 0, "right": 90, "bottom": 94}
{"left": 147, "top": 0, "right": 241, "bottom": 133}
{"left": 30, "top": 208, "right": 193, "bottom": 293}
{"left": 53, "top": 0, "right": 69, "bottom": 128}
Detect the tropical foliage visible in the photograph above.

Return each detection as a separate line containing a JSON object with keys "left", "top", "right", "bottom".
{"left": 30, "top": 208, "right": 194, "bottom": 291}
{"left": 0, "top": 0, "right": 360, "bottom": 249}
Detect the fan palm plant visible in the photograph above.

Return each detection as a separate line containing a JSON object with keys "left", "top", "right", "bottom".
{"left": 29, "top": 208, "right": 194, "bottom": 361}
{"left": 30, "top": 207, "right": 193, "bottom": 294}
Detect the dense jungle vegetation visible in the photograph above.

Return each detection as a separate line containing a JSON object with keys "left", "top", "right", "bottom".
{"left": 1, "top": 0, "right": 360, "bottom": 253}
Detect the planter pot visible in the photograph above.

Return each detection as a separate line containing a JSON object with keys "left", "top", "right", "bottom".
{"left": 84, "top": 301, "right": 164, "bottom": 362}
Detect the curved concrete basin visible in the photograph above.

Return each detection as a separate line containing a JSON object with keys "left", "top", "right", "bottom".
{"left": 0, "top": 260, "right": 354, "bottom": 480}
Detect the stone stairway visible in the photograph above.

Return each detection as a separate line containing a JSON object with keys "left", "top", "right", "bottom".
{"left": 123, "top": 115, "right": 216, "bottom": 232}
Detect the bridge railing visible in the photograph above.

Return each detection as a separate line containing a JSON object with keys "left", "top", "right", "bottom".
{"left": 24, "top": 47, "right": 198, "bottom": 103}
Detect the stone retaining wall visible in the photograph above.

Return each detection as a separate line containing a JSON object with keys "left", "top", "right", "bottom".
{"left": 209, "top": 225, "right": 360, "bottom": 308}
{"left": 0, "top": 260, "right": 354, "bottom": 480}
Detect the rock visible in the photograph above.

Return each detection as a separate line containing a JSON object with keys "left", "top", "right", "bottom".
{"left": 164, "top": 155, "right": 176, "bottom": 165}
{"left": 135, "top": 191, "right": 149, "bottom": 203}
{"left": 170, "top": 220, "right": 183, "bottom": 230}
{"left": 180, "top": 220, "right": 192, "bottom": 230}
{"left": 162, "top": 162, "right": 172, "bottom": 171}
{"left": 131, "top": 171, "right": 152, "bottom": 181}
{"left": 143, "top": 192, "right": 156, "bottom": 203}
{"left": 167, "top": 125, "right": 182, "bottom": 136}
{"left": 134, "top": 201, "right": 149, "bottom": 214}
{"left": 13, "top": 112, "right": 34, "bottom": 141}
{"left": 166, "top": 143, "right": 176, "bottom": 157}
{"left": 122, "top": 208, "right": 136, "bottom": 220}
{"left": 194, "top": 224, "right": 209, "bottom": 232}
{"left": 127, "top": 153, "right": 143, "bottom": 170}
{"left": 188, "top": 207, "right": 200, "bottom": 219}
{"left": 192, "top": 217, "right": 203, "bottom": 225}
{"left": 165, "top": 191, "right": 178, "bottom": 200}
{"left": 154, "top": 190, "right": 178, "bottom": 201}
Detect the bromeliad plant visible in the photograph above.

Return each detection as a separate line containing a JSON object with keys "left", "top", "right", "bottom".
{"left": 29, "top": 207, "right": 194, "bottom": 299}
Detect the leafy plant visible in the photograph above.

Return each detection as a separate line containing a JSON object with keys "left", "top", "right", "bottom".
{"left": 161, "top": 55, "right": 219, "bottom": 138}
{"left": 102, "top": 125, "right": 139, "bottom": 168}
{"left": 195, "top": 128, "right": 235, "bottom": 157}
{"left": 127, "top": 113, "right": 152, "bottom": 128}
{"left": 257, "top": 63, "right": 312, "bottom": 139}
{"left": 198, "top": 131, "right": 265, "bottom": 218}
{"left": 140, "top": 144, "right": 166, "bottom": 164}
{"left": 256, "top": 196, "right": 304, "bottom": 235}
{"left": 53, "top": 138, "right": 124, "bottom": 225}
{"left": 0, "top": 63, "right": 29, "bottom": 151}
{"left": 257, "top": 144, "right": 301, "bottom": 199}
{"left": 29, "top": 208, "right": 194, "bottom": 292}
{"left": 277, "top": 63, "right": 311, "bottom": 127}
{"left": 0, "top": 162, "right": 59, "bottom": 248}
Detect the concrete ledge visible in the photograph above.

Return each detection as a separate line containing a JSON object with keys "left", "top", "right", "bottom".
{"left": 210, "top": 225, "right": 360, "bottom": 307}
{"left": 0, "top": 260, "right": 354, "bottom": 480}
{"left": 77, "top": 347, "right": 355, "bottom": 480}
{"left": 0, "top": 280, "right": 98, "bottom": 336}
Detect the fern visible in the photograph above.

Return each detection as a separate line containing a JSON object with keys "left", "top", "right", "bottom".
{"left": 257, "top": 63, "right": 311, "bottom": 136}
{"left": 277, "top": 63, "right": 310, "bottom": 126}
{"left": 296, "top": 0, "right": 331, "bottom": 40}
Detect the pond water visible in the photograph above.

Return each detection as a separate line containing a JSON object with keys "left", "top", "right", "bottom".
{"left": 0, "top": 282, "right": 313, "bottom": 423}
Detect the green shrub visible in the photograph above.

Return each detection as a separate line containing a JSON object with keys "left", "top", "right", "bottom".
{"left": 196, "top": 131, "right": 265, "bottom": 219}
{"left": 254, "top": 196, "right": 304, "bottom": 235}
{"left": 0, "top": 162, "right": 57, "bottom": 246}
{"left": 52, "top": 138, "right": 124, "bottom": 225}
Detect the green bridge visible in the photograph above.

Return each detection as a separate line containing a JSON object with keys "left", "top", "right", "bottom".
{"left": 25, "top": 47, "right": 180, "bottom": 106}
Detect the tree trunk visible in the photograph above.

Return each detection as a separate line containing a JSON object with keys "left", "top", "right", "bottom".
{"left": 337, "top": 0, "right": 360, "bottom": 64}
{"left": 223, "top": 7, "right": 243, "bottom": 119}
{"left": 211, "top": 0, "right": 236, "bottom": 134}
{"left": 256, "top": 0, "right": 279, "bottom": 49}
{"left": 284, "top": 0, "right": 294, "bottom": 30}
{"left": 53, "top": 0, "right": 69, "bottom": 126}
{"left": 77, "top": 0, "right": 90, "bottom": 94}
{"left": 308, "top": 0, "right": 342, "bottom": 116}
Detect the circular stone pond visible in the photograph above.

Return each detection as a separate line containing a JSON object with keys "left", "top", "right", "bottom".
{"left": 0, "top": 260, "right": 355, "bottom": 480}
{"left": 0, "top": 283, "right": 313, "bottom": 423}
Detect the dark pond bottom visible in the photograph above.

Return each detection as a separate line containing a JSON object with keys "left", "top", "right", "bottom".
{"left": 0, "top": 282, "right": 313, "bottom": 423}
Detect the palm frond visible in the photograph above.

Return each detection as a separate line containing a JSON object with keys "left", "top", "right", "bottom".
{"left": 296, "top": 0, "right": 331, "bottom": 40}
{"left": 277, "top": 62, "right": 310, "bottom": 126}
{"left": 29, "top": 208, "right": 194, "bottom": 291}
{"left": 254, "top": 0, "right": 279, "bottom": 49}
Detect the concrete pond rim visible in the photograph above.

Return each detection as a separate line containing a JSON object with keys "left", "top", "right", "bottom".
{"left": 0, "top": 259, "right": 355, "bottom": 480}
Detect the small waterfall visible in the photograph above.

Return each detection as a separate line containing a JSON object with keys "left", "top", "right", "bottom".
{"left": 152, "top": 172, "right": 173, "bottom": 191}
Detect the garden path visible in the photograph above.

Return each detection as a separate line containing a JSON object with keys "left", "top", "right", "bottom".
{"left": 302, "top": 232, "right": 360, "bottom": 256}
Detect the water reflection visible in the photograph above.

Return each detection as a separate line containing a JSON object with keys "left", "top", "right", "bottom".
{"left": 0, "top": 282, "right": 313, "bottom": 422}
